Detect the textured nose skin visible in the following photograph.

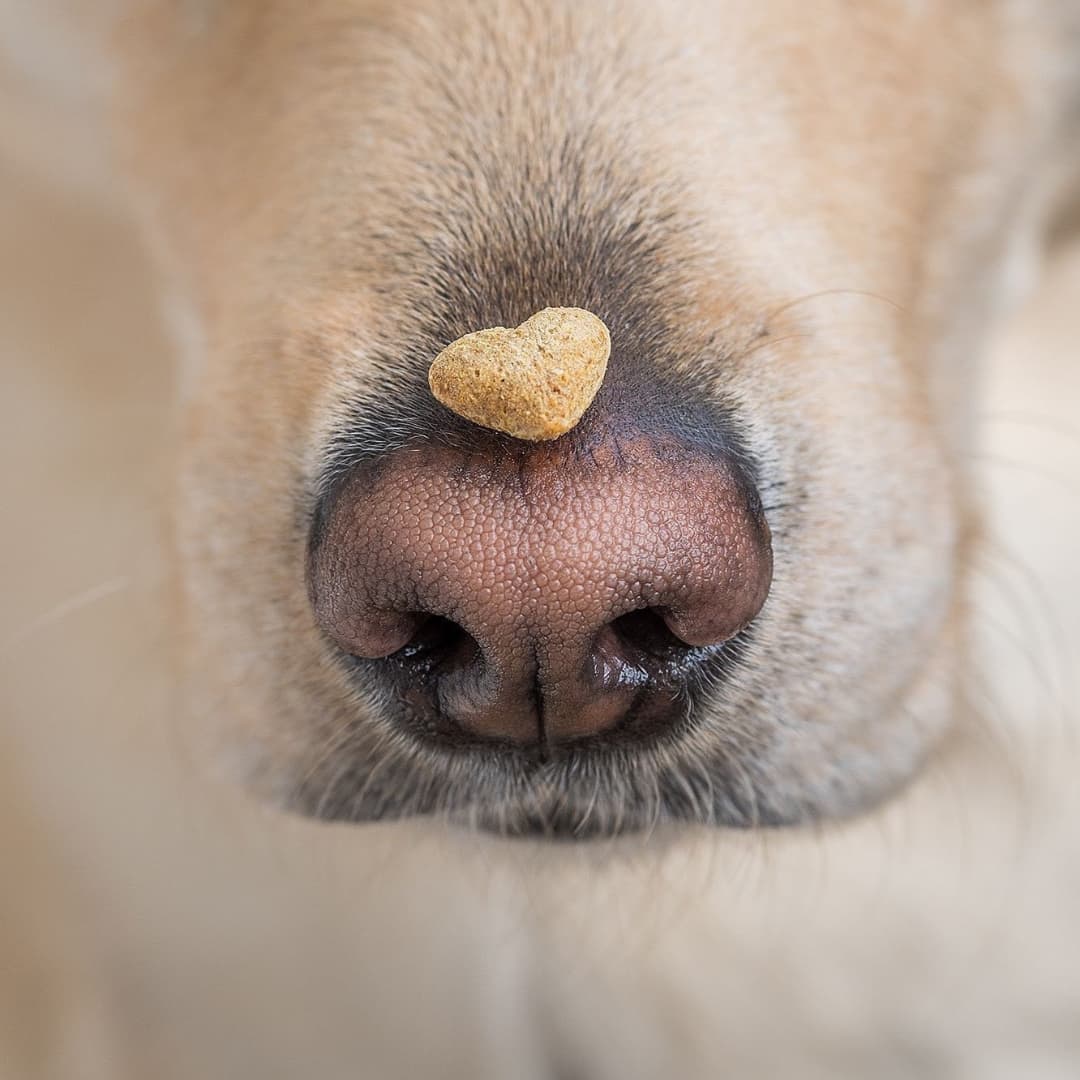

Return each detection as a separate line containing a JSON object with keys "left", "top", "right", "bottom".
{"left": 309, "top": 432, "right": 771, "bottom": 745}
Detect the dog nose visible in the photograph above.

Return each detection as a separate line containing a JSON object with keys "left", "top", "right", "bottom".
{"left": 309, "top": 433, "right": 771, "bottom": 745}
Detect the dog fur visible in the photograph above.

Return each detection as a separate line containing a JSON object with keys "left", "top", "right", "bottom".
{"left": 3, "top": 2, "right": 1080, "bottom": 1076}
{"left": 102, "top": 0, "right": 1080, "bottom": 834}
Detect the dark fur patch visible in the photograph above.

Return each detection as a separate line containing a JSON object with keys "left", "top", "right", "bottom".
{"left": 318, "top": 129, "right": 754, "bottom": 488}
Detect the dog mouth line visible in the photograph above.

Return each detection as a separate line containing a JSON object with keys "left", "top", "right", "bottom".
{"left": 304, "top": 760, "right": 772, "bottom": 838}
{"left": 292, "top": 689, "right": 777, "bottom": 837}
{"left": 280, "top": 621, "right": 772, "bottom": 837}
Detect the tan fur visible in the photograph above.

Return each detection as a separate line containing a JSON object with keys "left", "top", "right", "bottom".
{"left": 98, "top": 0, "right": 1080, "bottom": 827}
{"left": 3, "top": 0, "right": 1080, "bottom": 1074}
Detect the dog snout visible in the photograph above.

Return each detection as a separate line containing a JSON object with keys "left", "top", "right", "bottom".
{"left": 309, "top": 426, "right": 772, "bottom": 747}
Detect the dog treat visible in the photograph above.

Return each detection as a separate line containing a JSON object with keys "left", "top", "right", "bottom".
{"left": 428, "top": 307, "right": 611, "bottom": 441}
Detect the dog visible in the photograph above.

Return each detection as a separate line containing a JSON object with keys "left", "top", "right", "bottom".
{"left": 4, "top": 3, "right": 1080, "bottom": 1077}
{"left": 89, "top": 0, "right": 1080, "bottom": 838}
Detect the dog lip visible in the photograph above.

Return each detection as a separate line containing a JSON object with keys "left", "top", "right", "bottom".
{"left": 292, "top": 653, "right": 773, "bottom": 836}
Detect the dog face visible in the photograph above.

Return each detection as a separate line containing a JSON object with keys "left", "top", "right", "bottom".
{"left": 114, "top": 0, "right": 1072, "bottom": 836}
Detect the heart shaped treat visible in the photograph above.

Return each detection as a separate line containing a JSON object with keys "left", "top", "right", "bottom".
{"left": 428, "top": 307, "right": 611, "bottom": 441}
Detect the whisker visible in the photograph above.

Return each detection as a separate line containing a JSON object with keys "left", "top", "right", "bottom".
{"left": 967, "top": 543, "right": 1074, "bottom": 748}
{"left": 965, "top": 450, "right": 1080, "bottom": 499}
{"left": 761, "top": 287, "right": 907, "bottom": 326}
{"left": 1, "top": 576, "right": 131, "bottom": 657}
{"left": 738, "top": 330, "right": 817, "bottom": 362}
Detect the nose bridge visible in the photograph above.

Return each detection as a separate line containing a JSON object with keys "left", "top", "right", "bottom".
{"left": 463, "top": 505, "right": 613, "bottom": 672}
{"left": 526, "top": 508, "right": 644, "bottom": 628}
{"left": 428, "top": 446, "right": 629, "bottom": 636}
{"left": 521, "top": 444, "right": 697, "bottom": 618}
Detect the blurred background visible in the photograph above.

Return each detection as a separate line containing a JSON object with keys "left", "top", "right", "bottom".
{"left": 2, "top": 14, "right": 1080, "bottom": 1080}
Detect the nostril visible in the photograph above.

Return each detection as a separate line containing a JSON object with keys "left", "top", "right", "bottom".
{"left": 590, "top": 607, "right": 700, "bottom": 694}
{"left": 389, "top": 614, "right": 481, "bottom": 675}
{"left": 609, "top": 608, "right": 690, "bottom": 662}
